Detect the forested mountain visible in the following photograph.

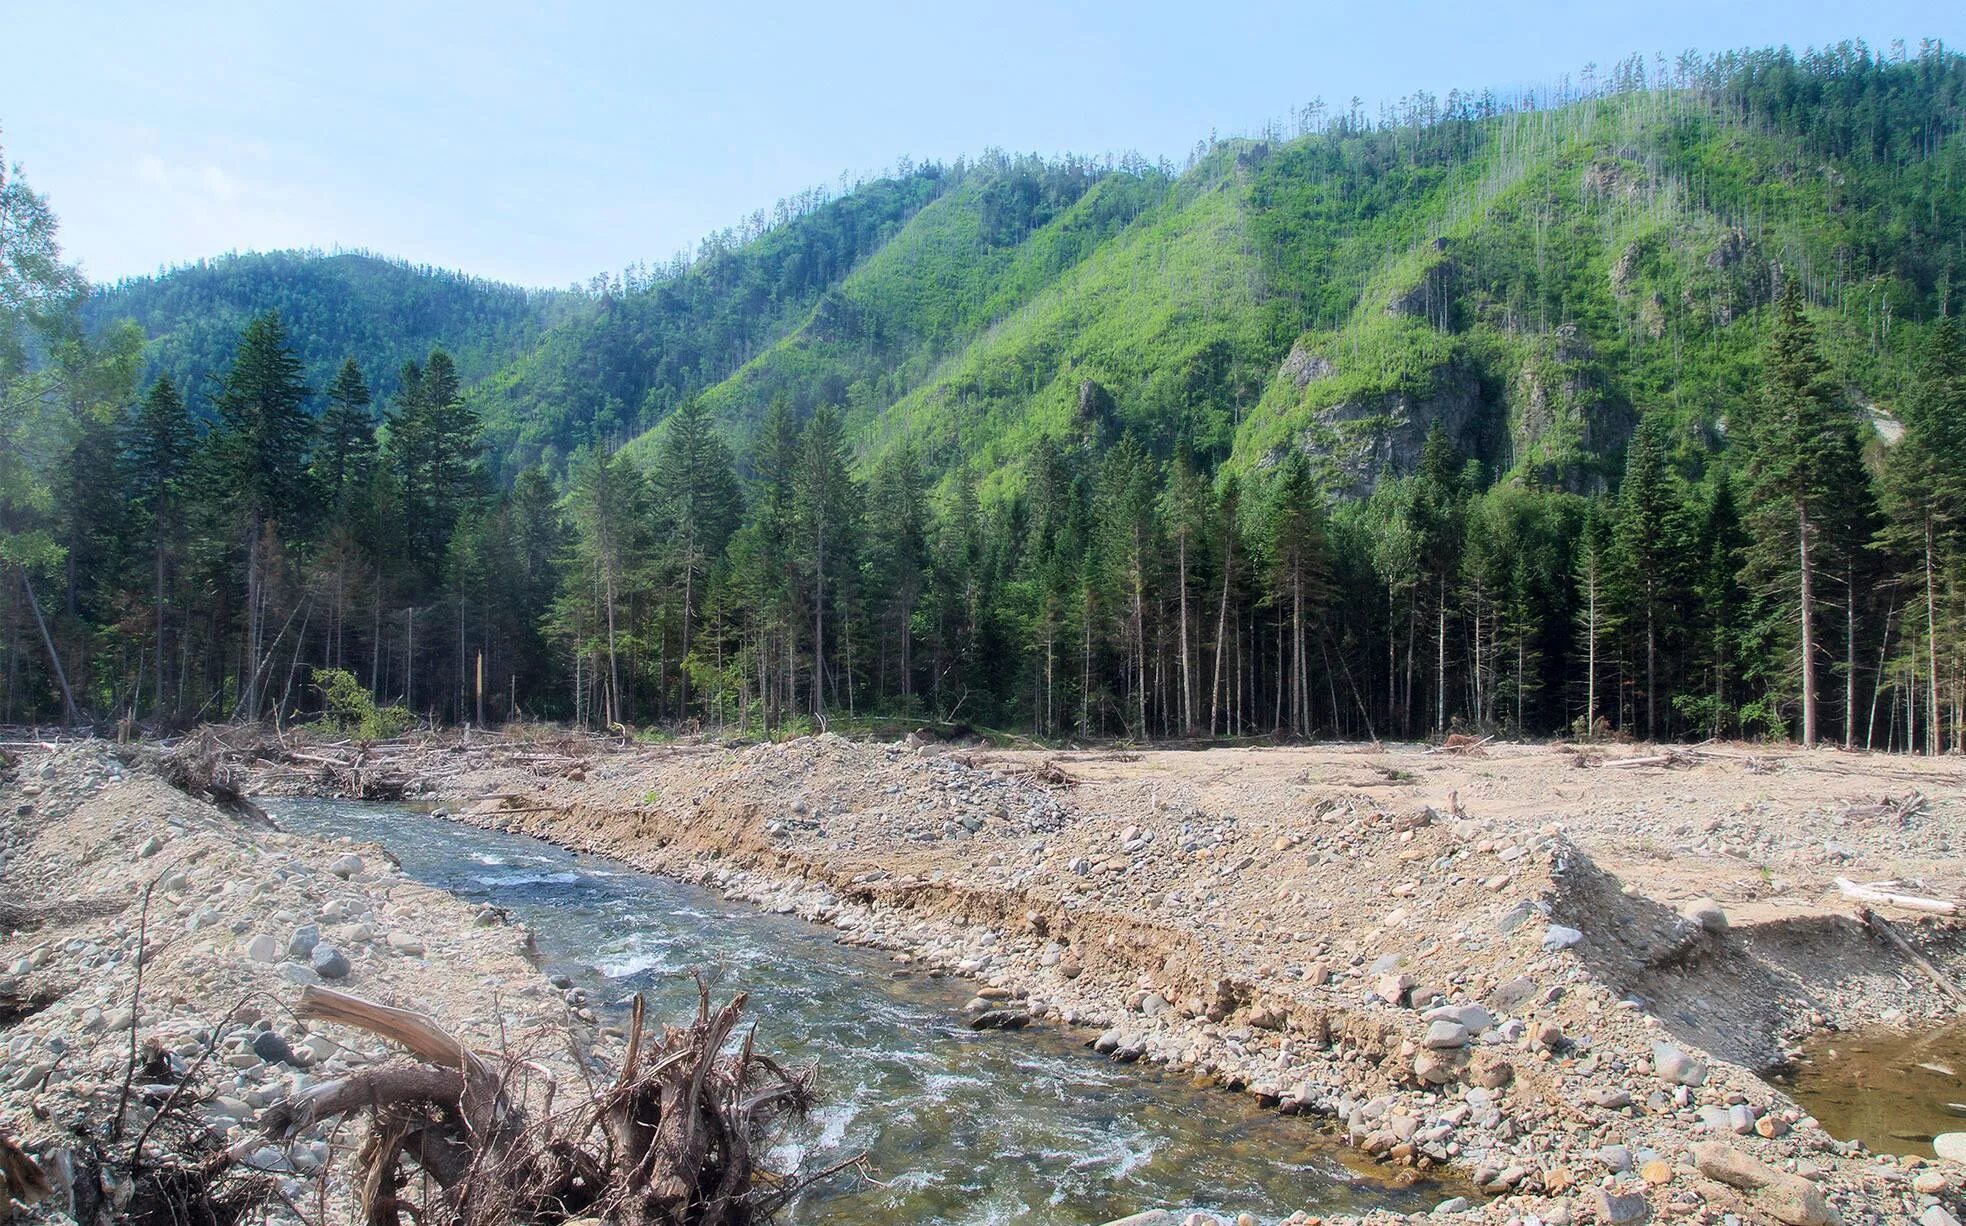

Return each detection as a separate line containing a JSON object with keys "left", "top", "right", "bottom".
{"left": 6, "top": 41, "right": 1966, "bottom": 758}
{"left": 82, "top": 251, "right": 580, "bottom": 412}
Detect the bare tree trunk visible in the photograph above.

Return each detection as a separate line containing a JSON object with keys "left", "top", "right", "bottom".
{"left": 1927, "top": 521, "right": 1942, "bottom": 755}
{"left": 1798, "top": 506, "right": 1818, "bottom": 748}
{"left": 19, "top": 569, "right": 82, "bottom": 726}
{"left": 1209, "top": 531, "right": 1233, "bottom": 735}
{"left": 1177, "top": 534, "right": 1194, "bottom": 734}
{"left": 812, "top": 526, "right": 826, "bottom": 717}
{"left": 1844, "top": 560, "right": 1858, "bottom": 750}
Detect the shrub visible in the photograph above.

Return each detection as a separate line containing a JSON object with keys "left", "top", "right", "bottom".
{"left": 316, "top": 668, "right": 413, "bottom": 740}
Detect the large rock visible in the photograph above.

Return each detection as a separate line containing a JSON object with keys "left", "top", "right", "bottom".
{"left": 310, "top": 943, "right": 351, "bottom": 979}
{"left": 1681, "top": 897, "right": 1729, "bottom": 934}
{"left": 288, "top": 924, "right": 321, "bottom": 959}
{"left": 1936, "top": 1132, "right": 1966, "bottom": 1164}
{"left": 328, "top": 853, "right": 365, "bottom": 879}
{"left": 241, "top": 934, "right": 280, "bottom": 964}
{"left": 1423, "top": 1020, "right": 1469, "bottom": 1049}
{"left": 1594, "top": 1189, "right": 1649, "bottom": 1224}
{"left": 1690, "top": 1141, "right": 1841, "bottom": 1226}
{"left": 1542, "top": 924, "right": 1585, "bottom": 951}
{"left": 1653, "top": 1040, "right": 1707, "bottom": 1086}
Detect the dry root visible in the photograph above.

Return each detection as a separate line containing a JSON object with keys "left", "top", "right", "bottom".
{"left": 262, "top": 981, "right": 847, "bottom": 1226}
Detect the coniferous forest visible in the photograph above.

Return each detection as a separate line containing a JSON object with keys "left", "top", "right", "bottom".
{"left": 4, "top": 43, "right": 1966, "bottom": 751}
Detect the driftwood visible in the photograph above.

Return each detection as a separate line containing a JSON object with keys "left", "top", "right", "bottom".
{"left": 263, "top": 982, "right": 849, "bottom": 1226}
{"left": 1858, "top": 907, "right": 1966, "bottom": 1010}
{"left": 1836, "top": 877, "right": 1960, "bottom": 915}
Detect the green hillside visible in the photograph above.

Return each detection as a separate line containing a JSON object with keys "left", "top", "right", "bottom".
{"left": 83, "top": 250, "right": 577, "bottom": 411}
{"left": 481, "top": 46, "right": 1956, "bottom": 506}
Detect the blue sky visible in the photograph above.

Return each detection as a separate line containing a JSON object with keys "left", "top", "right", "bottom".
{"left": 2, "top": 1, "right": 1957, "bottom": 288}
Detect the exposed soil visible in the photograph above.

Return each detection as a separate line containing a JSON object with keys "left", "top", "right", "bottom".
{"left": 10, "top": 729, "right": 1966, "bottom": 1226}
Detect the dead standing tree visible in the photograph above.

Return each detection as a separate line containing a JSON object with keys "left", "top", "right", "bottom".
{"left": 262, "top": 982, "right": 848, "bottom": 1226}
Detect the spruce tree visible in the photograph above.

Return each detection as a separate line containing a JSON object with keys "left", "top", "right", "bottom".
{"left": 1265, "top": 450, "right": 1330, "bottom": 736}
{"left": 1879, "top": 317, "right": 1966, "bottom": 752}
{"left": 125, "top": 375, "right": 194, "bottom": 715}
{"left": 652, "top": 397, "right": 741, "bottom": 716}
{"left": 1744, "top": 282, "right": 1884, "bottom": 747}
{"left": 793, "top": 406, "right": 857, "bottom": 718}
{"left": 316, "top": 357, "right": 376, "bottom": 513}
{"left": 209, "top": 310, "right": 312, "bottom": 719}
{"left": 1613, "top": 412, "right": 1687, "bottom": 740}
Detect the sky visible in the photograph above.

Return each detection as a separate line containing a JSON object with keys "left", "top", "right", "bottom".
{"left": 2, "top": 1, "right": 1958, "bottom": 289}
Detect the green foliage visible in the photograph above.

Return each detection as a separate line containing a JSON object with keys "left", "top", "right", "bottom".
{"left": 316, "top": 667, "right": 412, "bottom": 739}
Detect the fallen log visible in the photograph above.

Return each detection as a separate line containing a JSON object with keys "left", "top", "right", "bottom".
{"left": 1858, "top": 907, "right": 1966, "bottom": 1011}
{"left": 1836, "top": 877, "right": 1960, "bottom": 915}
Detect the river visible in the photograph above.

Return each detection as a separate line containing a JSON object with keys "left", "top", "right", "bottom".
{"left": 264, "top": 798, "right": 1439, "bottom": 1224}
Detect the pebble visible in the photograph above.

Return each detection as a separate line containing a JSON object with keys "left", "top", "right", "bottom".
{"left": 241, "top": 934, "right": 280, "bottom": 963}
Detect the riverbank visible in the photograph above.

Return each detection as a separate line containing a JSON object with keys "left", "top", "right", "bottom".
{"left": 233, "top": 727, "right": 1966, "bottom": 1225}
{"left": 0, "top": 742, "right": 571, "bottom": 1222}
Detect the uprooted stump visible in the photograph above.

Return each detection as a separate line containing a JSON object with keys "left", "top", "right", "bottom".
{"left": 262, "top": 982, "right": 849, "bottom": 1226}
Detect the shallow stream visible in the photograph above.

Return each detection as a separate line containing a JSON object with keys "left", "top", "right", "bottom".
{"left": 1773, "top": 1024, "right": 1966, "bottom": 1158}
{"left": 266, "top": 798, "right": 1438, "bottom": 1224}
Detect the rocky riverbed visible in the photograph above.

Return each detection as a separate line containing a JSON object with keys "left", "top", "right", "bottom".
{"left": 7, "top": 730, "right": 1966, "bottom": 1226}
{"left": 240, "top": 730, "right": 1966, "bottom": 1225}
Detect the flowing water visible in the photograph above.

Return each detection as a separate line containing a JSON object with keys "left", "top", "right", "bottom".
{"left": 1772, "top": 1024, "right": 1966, "bottom": 1157}
{"left": 265, "top": 798, "right": 1441, "bottom": 1224}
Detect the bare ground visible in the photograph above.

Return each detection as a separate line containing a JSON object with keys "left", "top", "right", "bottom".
{"left": 10, "top": 729, "right": 1966, "bottom": 1226}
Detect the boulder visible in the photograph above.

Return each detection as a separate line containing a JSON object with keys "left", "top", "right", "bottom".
{"left": 1936, "top": 1133, "right": 1966, "bottom": 1164}
{"left": 251, "top": 1030, "right": 296, "bottom": 1066}
{"left": 328, "top": 853, "right": 366, "bottom": 879}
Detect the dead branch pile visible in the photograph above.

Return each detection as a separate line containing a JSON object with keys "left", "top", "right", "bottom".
{"left": 261, "top": 983, "right": 846, "bottom": 1226}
